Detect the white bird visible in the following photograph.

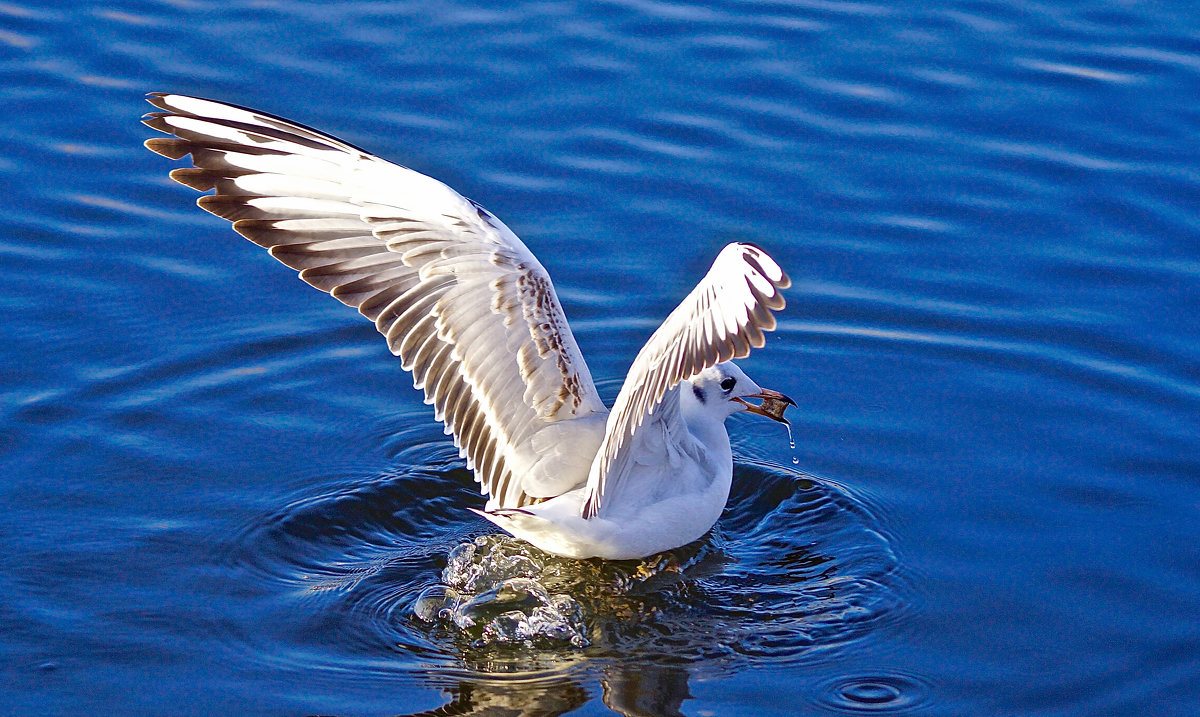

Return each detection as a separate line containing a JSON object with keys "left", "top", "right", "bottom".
{"left": 143, "top": 93, "right": 794, "bottom": 560}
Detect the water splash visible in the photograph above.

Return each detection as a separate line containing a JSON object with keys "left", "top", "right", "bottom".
{"left": 413, "top": 537, "right": 589, "bottom": 648}
{"left": 409, "top": 534, "right": 718, "bottom": 650}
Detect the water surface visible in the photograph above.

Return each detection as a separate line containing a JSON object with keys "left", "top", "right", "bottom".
{"left": 2, "top": 0, "right": 1198, "bottom": 714}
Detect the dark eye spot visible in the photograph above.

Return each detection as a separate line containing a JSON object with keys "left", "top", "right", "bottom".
{"left": 720, "top": 377, "right": 736, "bottom": 392}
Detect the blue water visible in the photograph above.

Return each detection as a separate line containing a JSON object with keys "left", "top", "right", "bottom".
{"left": 3, "top": 0, "right": 1199, "bottom": 714}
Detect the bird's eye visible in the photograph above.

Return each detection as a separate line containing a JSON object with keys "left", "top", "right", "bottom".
{"left": 720, "top": 377, "right": 736, "bottom": 392}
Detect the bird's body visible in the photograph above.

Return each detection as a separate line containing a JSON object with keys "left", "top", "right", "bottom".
{"left": 482, "top": 368, "right": 748, "bottom": 559}
{"left": 143, "top": 93, "right": 794, "bottom": 560}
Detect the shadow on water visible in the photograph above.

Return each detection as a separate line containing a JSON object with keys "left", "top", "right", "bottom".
{"left": 221, "top": 447, "right": 909, "bottom": 715}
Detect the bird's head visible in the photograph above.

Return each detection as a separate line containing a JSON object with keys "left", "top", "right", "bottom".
{"left": 685, "top": 362, "right": 795, "bottom": 424}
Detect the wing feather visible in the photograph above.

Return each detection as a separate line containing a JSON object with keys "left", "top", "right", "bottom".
{"left": 144, "top": 93, "right": 608, "bottom": 507}
{"left": 581, "top": 243, "right": 790, "bottom": 518}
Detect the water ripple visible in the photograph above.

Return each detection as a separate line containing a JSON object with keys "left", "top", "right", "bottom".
{"left": 219, "top": 457, "right": 902, "bottom": 673}
{"left": 816, "top": 671, "right": 931, "bottom": 713}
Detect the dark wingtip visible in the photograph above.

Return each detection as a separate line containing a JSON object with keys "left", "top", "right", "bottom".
{"left": 581, "top": 496, "right": 598, "bottom": 520}
{"left": 469, "top": 506, "right": 534, "bottom": 520}
{"left": 169, "top": 167, "right": 218, "bottom": 191}
{"left": 141, "top": 114, "right": 171, "bottom": 133}
{"left": 197, "top": 194, "right": 261, "bottom": 221}
{"left": 144, "top": 137, "right": 190, "bottom": 159}
{"left": 144, "top": 92, "right": 171, "bottom": 111}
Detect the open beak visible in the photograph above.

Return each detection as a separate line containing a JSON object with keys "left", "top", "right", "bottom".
{"left": 734, "top": 388, "right": 796, "bottom": 425}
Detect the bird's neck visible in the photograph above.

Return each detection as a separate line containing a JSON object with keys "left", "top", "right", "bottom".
{"left": 679, "top": 386, "right": 732, "bottom": 456}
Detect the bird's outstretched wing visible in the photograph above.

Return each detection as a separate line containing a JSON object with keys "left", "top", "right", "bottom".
{"left": 143, "top": 93, "right": 608, "bottom": 507}
{"left": 581, "top": 243, "right": 789, "bottom": 518}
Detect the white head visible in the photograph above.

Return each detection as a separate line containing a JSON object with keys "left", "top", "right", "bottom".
{"left": 680, "top": 362, "right": 794, "bottom": 426}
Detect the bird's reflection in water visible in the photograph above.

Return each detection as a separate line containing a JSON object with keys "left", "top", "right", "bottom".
{"left": 397, "top": 660, "right": 691, "bottom": 717}
{"left": 601, "top": 662, "right": 691, "bottom": 717}
{"left": 397, "top": 674, "right": 588, "bottom": 717}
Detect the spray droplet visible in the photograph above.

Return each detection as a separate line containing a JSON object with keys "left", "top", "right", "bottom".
{"left": 784, "top": 423, "right": 799, "bottom": 465}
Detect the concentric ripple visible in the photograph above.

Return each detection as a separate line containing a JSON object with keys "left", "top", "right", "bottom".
{"left": 816, "top": 672, "right": 931, "bottom": 713}
{"left": 223, "top": 450, "right": 903, "bottom": 671}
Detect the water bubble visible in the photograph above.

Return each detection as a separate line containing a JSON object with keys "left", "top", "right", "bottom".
{"left": 412, "top": 585, "right": 461, "bottom": 623}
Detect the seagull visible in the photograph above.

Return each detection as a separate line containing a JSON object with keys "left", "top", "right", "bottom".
{"left": 142, "top": 93, "right": 795, "bottom": 560}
